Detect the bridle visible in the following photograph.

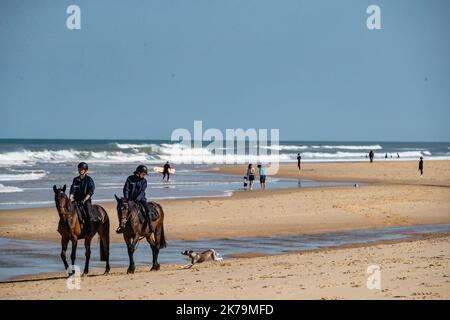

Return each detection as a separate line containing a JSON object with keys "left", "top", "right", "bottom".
{"left": 118, "top": 200, "right": 130, "bottom": 225}
{"left": 55, "top": 190, "right": 68, "bottom": 215}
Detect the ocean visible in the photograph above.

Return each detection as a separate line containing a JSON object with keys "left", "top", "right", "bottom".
{"left": 0, "top": 139, "right": 448, "bottom": 209}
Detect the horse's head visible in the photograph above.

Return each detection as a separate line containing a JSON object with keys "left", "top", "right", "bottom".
{"left": 115, "top": 194, "right": 129, "bottom": 227}
{"left": 53, "top": 184, "right": 69, "bottom": 217}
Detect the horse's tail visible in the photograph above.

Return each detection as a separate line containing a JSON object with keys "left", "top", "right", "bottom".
{"left": 99, "top": 212, "right": 110, "bottom": 262}
{"left": 154, "top": 202, "right": 167, "bottom": 249}
{"left": 159, "top": 219, "right": 167, "bottom": 249}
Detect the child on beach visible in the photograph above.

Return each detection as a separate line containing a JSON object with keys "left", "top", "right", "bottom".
{"left": 246, "top": 164, "right": 255, "bottom": 190}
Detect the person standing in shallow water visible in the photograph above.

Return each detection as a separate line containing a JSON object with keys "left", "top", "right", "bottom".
{"left": 162, "top": 161, "right": 171, "bottom": 181}
{"left": 297, "top": 153, "right": 302, "bottom": 170}
{"left": 257, "top": 164, "right": 267, "bottom": 190}
{"left": 418, "top": 157, "right": 424, "bottom": 176}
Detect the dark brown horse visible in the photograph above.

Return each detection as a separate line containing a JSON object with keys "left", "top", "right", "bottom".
{"left": 114, "top": 195, "right": 166, "bottom": 273}
{"left": 53, "top": 185, "right": 110, "bottom": 276}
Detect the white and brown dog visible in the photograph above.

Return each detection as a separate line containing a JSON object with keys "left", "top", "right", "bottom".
{"left": 181, "top": 249, "right": 224, "bottom": 269}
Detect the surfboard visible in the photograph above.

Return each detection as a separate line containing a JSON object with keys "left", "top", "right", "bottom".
{"left": 153, "top": 166, "right": 176, "bottom": 175}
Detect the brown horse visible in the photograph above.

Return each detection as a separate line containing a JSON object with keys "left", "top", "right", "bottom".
{"left": 114, "top": 195, "right": 167, "bottom": 273}
{"left": 53, "top": 185, "right": 110, "bottom": 276}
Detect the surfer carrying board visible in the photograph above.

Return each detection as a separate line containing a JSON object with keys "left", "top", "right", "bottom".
{"left": 162, "top": 161, "right": 171, "bottom": 181}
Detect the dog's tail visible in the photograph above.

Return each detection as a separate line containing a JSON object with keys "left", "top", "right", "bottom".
{"left": 211, "top": 249, "right": 223, "bottom": 262}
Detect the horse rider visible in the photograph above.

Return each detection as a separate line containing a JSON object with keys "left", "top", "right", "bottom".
{"left": 116, "top": 165, "right": 158, "bottom": 234}
{"left": 69, "top": 162, "right": 96, "bottom": 233}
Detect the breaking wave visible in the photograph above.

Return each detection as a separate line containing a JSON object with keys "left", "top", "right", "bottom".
{"left": 0, "top": 170, "right": 47, "bottom": 181}
{"left": 0, "top": 184, "right": 24, "bottom": 193}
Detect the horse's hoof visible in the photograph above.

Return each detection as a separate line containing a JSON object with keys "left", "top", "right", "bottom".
{"left": 127, "top": 268, "right": 135, "bottom": 274}
{"left": 103, "top": 271, "right": 110, "bottom": 276}
{"left": 81, "top": 272, "right": 88, "bottom": 277}
{"left": 151, "top": 265, "right": 160, "bottom": 271}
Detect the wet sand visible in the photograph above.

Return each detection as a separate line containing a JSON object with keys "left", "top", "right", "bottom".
{"left": 217, "top": 160, "right": 450, "bottom": 186}
{"left": 1, "top": 234, "right": 449, "bottom": 300}
{"left": 0, "top": 161, "right": 449, "bottom": 242}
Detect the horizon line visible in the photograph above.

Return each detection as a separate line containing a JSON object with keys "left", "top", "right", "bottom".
{"left": 0, "top": 138, "right": 449, "bottom": 144}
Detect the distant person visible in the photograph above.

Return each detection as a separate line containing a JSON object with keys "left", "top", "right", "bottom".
{"left": 397, "top": 153, "right": 400, "bottom": 158}
{"left": 385, "top": 153, "right": 388, "bottom": 159}
{"left": 418, "top": 157, "right": 424, "bottom": 176}
{"left": 246, "top": 164, "right": 255, "bottom": 190}
{"left": 297, "top": 153, "right": 302, "bottom": 170}
{"left": 257, "top": 164, "right": 267, "bottom": 190}
{"left": 369, "top": 150, "right": 374, "bottom": 163}
{"left": 162, "top": 161, "right": 171, "bottom": 181}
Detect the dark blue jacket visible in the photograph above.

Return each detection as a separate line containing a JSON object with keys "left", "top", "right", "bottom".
{"left": 70, "top": 175, "right": 95, "bottom": 201}
{"left": 123, "top": 174, "right": 147, "bottom": 202}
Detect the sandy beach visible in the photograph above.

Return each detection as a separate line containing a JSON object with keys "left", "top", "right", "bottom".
{"left": 0, "top": 160, "right": 449, "bottom": 299}
{"left": 0, "top": 161, "right": 449, "bottom": 243}
{"left": 1, "top": 234, "right": 449, "bottom": 300}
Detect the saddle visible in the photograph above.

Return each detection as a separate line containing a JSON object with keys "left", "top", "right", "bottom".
{"left": 74, "top": 202, "right": 101, "bottom": 236}
{"left": 130, "top": 201, "right": 159, "bottom": 225}
{"left": 74, "top": 203, "right": 87, "bottom": 224}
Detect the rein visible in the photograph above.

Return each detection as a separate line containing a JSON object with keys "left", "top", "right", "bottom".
{"left": 120, "top": 202, "right": 147, "bottom": 249}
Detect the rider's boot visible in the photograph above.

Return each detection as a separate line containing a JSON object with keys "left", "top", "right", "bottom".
{"left": 146, "top": 211, "right": 155, "bottom": 233}
{"left": 116, "top": 223, "right": 125, "bottom": 234}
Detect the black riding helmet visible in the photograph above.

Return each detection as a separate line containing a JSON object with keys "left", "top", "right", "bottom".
{"left": 135, "top": 165, "right": 148, "bottom": 175}
{"left": 78, "top": 162, "right": 88, "bottom": 171}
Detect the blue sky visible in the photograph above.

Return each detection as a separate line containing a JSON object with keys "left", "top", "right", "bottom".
{"left": 0, "top": 0, "right": 449, "bottom": 141}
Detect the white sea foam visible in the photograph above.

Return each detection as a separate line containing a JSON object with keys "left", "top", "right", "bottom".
{"left": 0, "top": 170, "right": 47, "bottom": 181}
{"left": 261, "top": 145, "right": 309, "bottom": 151}
{"left": 113, "top": 143, "right": 157, "bottom": 150}
{"left": 0, "top": 184, "right": 24, "bottom": 193}
{"left": 0, "top": 143, "right": 442, "bottom": 167}
{"left": 0, "top": 149, "right": 158, "bottom": 165}
{"left": 314, "top": 144, "right": 383, "bottom": 150}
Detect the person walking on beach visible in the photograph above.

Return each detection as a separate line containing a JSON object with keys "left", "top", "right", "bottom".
{"left": 162, "top": 161, "right": 171, "bottom": 181}
{"left": 69, "top": 162, "right": 96, "bottom": 234}
{"left": 116, "top": 165, "right": 156, "bottom": 234}
{"left": 257, "top": 164, "right": 267, "bottom": 190}
{"left": 297, "top": 153, "right": 302, "bottom": 170}
{"left": 418, "top": 157, "right": 424, "bottom": 176}
{"left": 246, "top": 164, "right": 255, "bottom": 191}
{"left": 369, "top": 150, "right": 374, "bottom": 163}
